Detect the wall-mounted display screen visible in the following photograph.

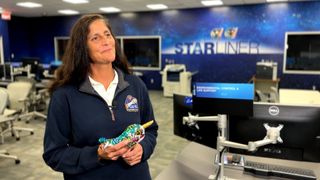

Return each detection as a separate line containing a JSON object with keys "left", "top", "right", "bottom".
{"left": 54, "top": 37, "right": 69, "bottom": 61}
{"left": 54, "top": 36, "right": 161, "bottom": 70}
{"left": 119, "top": 36, "right": 161, "bottom": 70}
{"left": 283, "top": 32, "right": 320, "bottom": 74}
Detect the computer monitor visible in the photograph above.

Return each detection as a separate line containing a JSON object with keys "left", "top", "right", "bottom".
{"left": 0, "top": 63, "right": 14, "bottom": 81}
{"left": 173, "top": 93, "right": 218, "bottom": 148}
{"left": 49, "top": 64, "right": 59, "bottom": 75}
{"left": 229, "top": 103, "right": 320, "bottom": 162}
{"left": 21, "top": 57, "right": 40, "bottom": 74}
{"left": 192, "top": 82, "right": 254, "bottom": 116}
{"left": 0, "top": 64, "right": 4, "bottom": 80}
{"left": 4, "top": 63, "right": 13, "bottom": 81}
{"left": 21, "top": 57, "right": 43, "bottom": 81}
{"left": 10, "top": 62, "right": 22, "bottom": 68}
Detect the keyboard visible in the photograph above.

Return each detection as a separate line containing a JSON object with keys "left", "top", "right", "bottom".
{"left": 244, "top": 160, "right": 317, "bottom": 180}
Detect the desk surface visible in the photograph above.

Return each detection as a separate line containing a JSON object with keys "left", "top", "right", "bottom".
{"left": 0, "top": 79, "right": 50, "bottom": 89}
{"left": 279, "top": 89, "right": 320, "bottom": 105}
{"left": 155, "top": 142, "right": 320, "bottom": 180}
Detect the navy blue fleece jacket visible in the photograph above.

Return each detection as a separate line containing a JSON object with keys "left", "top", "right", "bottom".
{"left": 43, "top": 68, "right": 158, "bottom": 180}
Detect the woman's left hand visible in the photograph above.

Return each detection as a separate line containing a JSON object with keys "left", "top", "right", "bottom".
{"left": 122, "top": 143, "right": 143, "bottom": 166}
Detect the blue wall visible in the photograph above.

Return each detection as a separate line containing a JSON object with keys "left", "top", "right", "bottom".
{"left": 6, "top": 1, "right": 320, "bottom": 90}
{"left": 8, "top": 16, "right": 79, "bottom": 63}
{"left": 0, "top": 19, "right": 11, "bottom": 61}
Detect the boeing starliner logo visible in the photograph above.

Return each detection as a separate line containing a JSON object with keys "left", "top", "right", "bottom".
{"left": 268, "top": 106, "right": 280, "bottom": 116}
{"left": 174, "top": 27, "right": 261, "bottom": 55}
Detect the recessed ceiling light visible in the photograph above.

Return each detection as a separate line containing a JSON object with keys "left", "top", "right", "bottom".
{"left": 99, "top": 7, "right": 121, "bottom": 13}
{"left": 201, "top": 0, "right": 223, "bottom": 6}
{"left": 266, "top": 0, "right": 288, "bottom": 2}
{"left": 16, "top": 2, "right": 43, "bottom": 8}
{"left": 146, "top": 4, "right": 168, "bottom": 10}
{"left": 120, "top": 13, "right": 137, "bottom": 18}
{"left": 58, "top": 9, "right": 79, "bottom": 15}
{"left": 62, "top": 0, "right": 89, "bottom": 4}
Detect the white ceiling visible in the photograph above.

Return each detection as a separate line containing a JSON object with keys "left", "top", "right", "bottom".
{"left": 0, "top": 0, "right": 314, "bottom": 17}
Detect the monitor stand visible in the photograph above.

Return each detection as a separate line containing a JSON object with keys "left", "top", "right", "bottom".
{"left": 183, "top": 114, "right": 284, "bottom": 180}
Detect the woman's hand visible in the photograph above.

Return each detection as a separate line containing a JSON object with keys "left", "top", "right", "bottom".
{"left": 98, "top": 140, "right": 130, "bottom": 161}
{"left": 122, "top": 143, "right": 143, "bottom": 166}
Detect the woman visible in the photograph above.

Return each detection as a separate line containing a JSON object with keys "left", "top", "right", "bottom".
{"left": 43, "top": 14, "right": 158, "bottom": 180}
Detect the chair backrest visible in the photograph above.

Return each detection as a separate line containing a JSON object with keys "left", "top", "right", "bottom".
{"left": 15, "top": 76, "right": 37, "bottom": 90}
{"left": 255, "top": 90, "right": 269, "bottom": 102}
{"left": 270, "top": 86, "right": 279, "bottom": 103}
{"left": 7, "top": 81, "right": 33, "bottom": 110}
{"left": 0, "top": 87, "right": 9, "bottom": 114}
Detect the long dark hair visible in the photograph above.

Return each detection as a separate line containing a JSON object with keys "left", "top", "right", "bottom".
{"left": 49, "top": 14, "right": 130, "bottom": 94}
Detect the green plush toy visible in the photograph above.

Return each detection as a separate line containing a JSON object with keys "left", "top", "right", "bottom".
{"left": 99, "top": 120, "right": 154, "bottom": 148}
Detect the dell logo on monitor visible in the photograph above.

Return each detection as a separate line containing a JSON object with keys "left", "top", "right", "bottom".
{"left": 269, "top": 106, "right": 280, "bottom": 116}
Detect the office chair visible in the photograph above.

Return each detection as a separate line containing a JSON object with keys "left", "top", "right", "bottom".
{"left": 255, "top": 86, "right": 279, "bottom": 103}
{"left": 0, "top": 88, "right": 22, "bottom": 164}
{"left": 270, "top": 86, "right": 279, "bottom": 103}
{"left": 256, "top": 90, "right": 269, "bottom": 102}
{"left": 3, "top": 83, "right": 35, "bottom": 141}
{"left": 1, "top": 87, "right": 21, "bottom": 143}
{"left": 0, "top": 149, "right": 20, "bottom": 164}
{"left": 13, "top": 77, "right": 48, "bottom": 123}
{"left": 0, "top": 88, "right": 15, "bottom": 143}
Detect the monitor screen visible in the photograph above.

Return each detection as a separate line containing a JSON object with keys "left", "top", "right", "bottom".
{"left": 11, "top": 62, "right": 22, "bottom": 67}
{"left": 0, "top": 64, "right": 4, "bottom": 79}
{"left": 21, "top": 57, "right": 40, "bottom": 74}
{"left": 229, "top": 103, "right": 320, "bottom": 162}
{"left": 4, "top": 63, "right": 12, "bottom": 79}
{"left": 49, "top": 64, "right": 60, "bottom": 75}
{"left": 21, "top": 57, "right": 43, "bottom": 81}
{"left": 120, "top": 36, "right": 161, "bottom": 70}
{"left": 54, "top": 37, "right": 69, "bottom": 61}
{"left": 173, "top": 93, "right": 217, "bottom": 148}
{"left": 193, "top": 82, "right": 254, "bottom": 116}
{"left": 283, "top": 31, "right": 320, "bottom": 74}
{"left": 116, "top": 37, "right": 121, "bottom": 49}
{"left": 0, "top": 64, "right": 13, "bottom": 81}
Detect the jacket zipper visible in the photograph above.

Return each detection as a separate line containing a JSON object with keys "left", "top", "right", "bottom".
{"left": 109, "top": 106, "right": 115, "bottom": 121}
{"left": 108, "top": 89, "right": 120, "bottom": 122}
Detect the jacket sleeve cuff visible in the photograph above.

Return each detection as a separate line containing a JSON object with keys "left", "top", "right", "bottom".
{"left": 80, "top": 145, "right": 103, "bottom": 170}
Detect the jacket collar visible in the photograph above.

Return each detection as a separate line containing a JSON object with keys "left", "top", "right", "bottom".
{"left": 79, "top": 67, "right": 129, "bottom": 96}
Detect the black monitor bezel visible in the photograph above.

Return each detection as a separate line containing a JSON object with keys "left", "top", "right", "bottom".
{"left": 228, "top": 103, "right": 320, "bottom": 162}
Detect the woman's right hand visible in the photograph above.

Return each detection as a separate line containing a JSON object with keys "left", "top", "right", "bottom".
{"left": 98, "top": 140, "right": 130, "bottom": 160}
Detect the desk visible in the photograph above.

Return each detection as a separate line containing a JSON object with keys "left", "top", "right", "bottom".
{"left": 0, "top": 79, "right": 50, "bottom": 89}
{"left": 279, "top": 89, "right": 320, "bottom": 105}
{"left": 0, "top": 79, "right": 12, "bottom": 87}
{"left": 155, "top": 142, "right": 320, "bottom": 180}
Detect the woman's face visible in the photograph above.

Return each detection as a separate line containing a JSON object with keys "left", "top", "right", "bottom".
{"left": 87, "top": 19, "right": 116, "bottom": 64}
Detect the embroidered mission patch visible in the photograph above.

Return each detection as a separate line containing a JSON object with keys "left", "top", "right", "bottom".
{"left": 125, "top": 95, "right": 139, "bottom": 112}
